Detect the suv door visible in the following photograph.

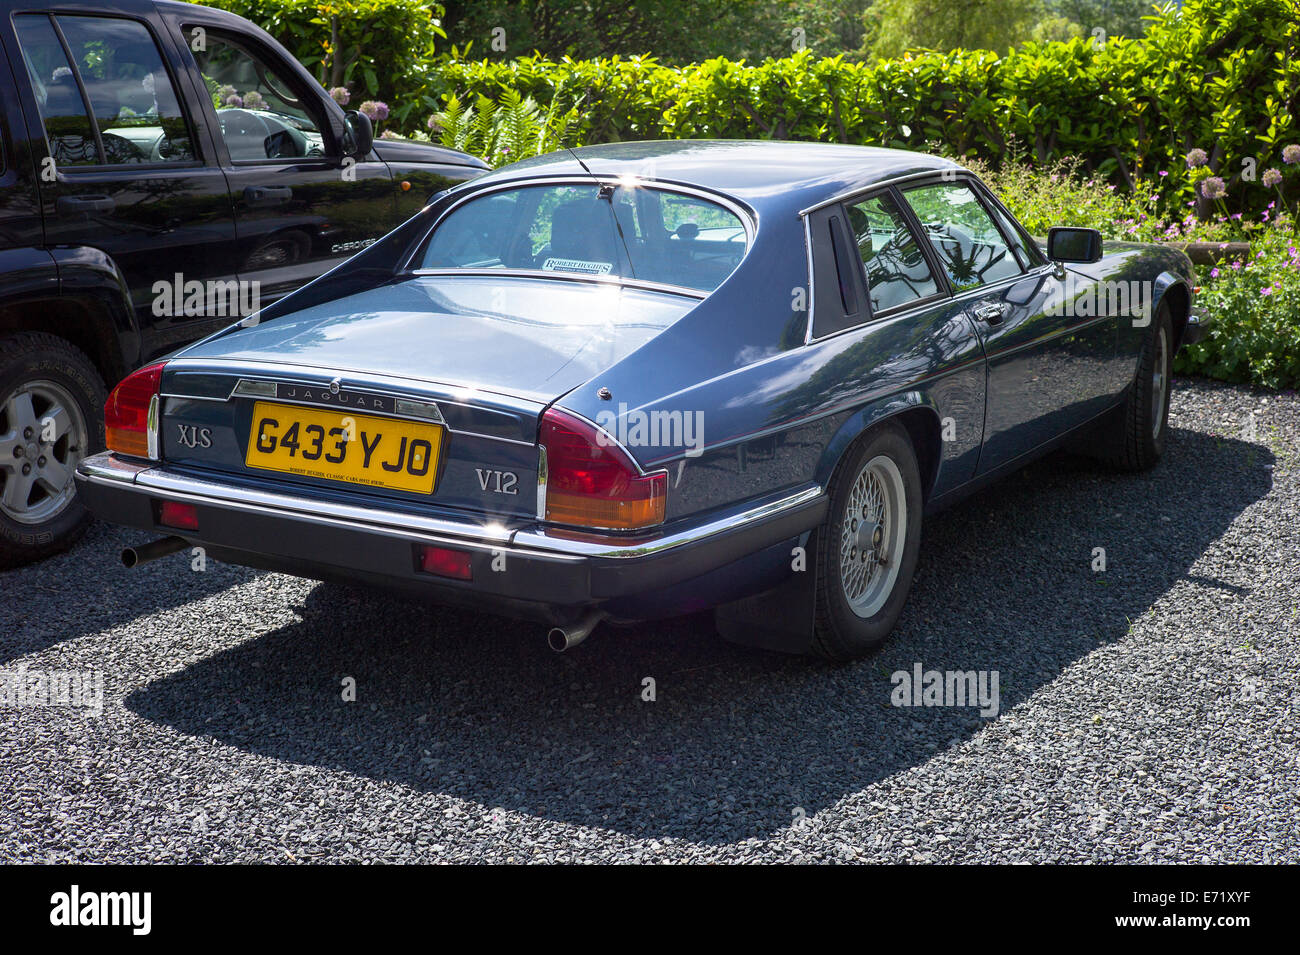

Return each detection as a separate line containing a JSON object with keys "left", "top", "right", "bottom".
{"left": 7, "top": 8, "right": 241, "bottom": 358}
{"left": 900, "top": 178, "right": 1114, "bottom": 473}
{"left": 179, "top": 24, "right": 395, "bottom": 303}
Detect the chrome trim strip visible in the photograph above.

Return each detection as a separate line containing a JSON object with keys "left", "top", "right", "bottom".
{"left": 77, "top": 453, "right": 150, "bottom": 484}
{"left": 512, "top": 485, "right": 825, "bottom": 558}
{"left": 74, "top": 453, "right": 823, "bottom": 561}
{"left": 134, "top": 465, "right": 516, "bottom": 545}
{"left": 145, "top": 394, "right": 160, "bottom": 460}
{"left": 401, "top": 174, "right": 757, "bottom": 288}
{"left": 159, "top": 363, "right": 539, "bottom": 447}
{"left": 408, "top": 268, "right": 708, "bottom": 300}
{"left": 535, "top": 444, "right": 548, "bottom": 521}
{"left": 798, "top": 168, "right": 961, "bottom": 217}
{"left": 802, "top": 213, "right": 817, "bottom": 345}
{"left": 164, "top": 360, "right": 547, "bottom": 415}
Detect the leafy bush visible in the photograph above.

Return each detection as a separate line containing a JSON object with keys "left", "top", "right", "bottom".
{"left": 431, "top": 89, "right": 582, "bottom": 167}
{"left": 1175, "top": 222, "right": 1300, "bottom": 389}
{"left": 435, "top": 0, "right": 1298, "bottom": 215}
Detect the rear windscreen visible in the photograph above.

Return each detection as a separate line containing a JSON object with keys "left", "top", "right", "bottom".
{"left": 419, "top": 183, "right": 749, "bottom": 293}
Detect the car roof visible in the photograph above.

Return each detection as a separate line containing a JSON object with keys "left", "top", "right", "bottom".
{"left": 466, "top": 140, "right": 963, "bottom": 215}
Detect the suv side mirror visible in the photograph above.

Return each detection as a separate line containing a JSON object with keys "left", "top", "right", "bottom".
{"left": 1046, "top": 226, "right": 1103, "bottom": 263}
{"left": 342, "top": 109, "right": 373, "bottom": 159}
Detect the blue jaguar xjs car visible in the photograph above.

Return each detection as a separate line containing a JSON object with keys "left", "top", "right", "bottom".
{"left": 74, "top": 141, "right": 1210, "bottom": 660}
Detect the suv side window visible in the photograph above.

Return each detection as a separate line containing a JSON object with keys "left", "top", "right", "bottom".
{"left": 902, "top": 182, "right": 1024, "bottom": 292}
{"left": 14, "top": 13, "right": 196, "bottom": 166}
{"left": 844, "top": 192, "right": 941, "bottom": 314}
{"left": 190, "top": 32, "right": 326, "bottom": 161}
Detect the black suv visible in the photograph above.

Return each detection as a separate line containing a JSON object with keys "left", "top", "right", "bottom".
{"left": 0, "top": 0, "right": 487, "bottom": 567}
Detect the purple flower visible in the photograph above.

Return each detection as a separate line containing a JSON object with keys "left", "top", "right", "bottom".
{"left": 1283, "top": 144, "right": 1300, "bottom": 165}
{"left": 241, "top": 90, "right": 265, "bottom": 109}
{"left": 1199, "top": 177, "right": 1227, "bottom": 200}
{"left": 1186, "top": 148, "right": 1209, "bottom": 169}
{"left": 1210, "top": 268, "right": 1220, "bottom": 278}
{"left": 1158, "top": 170, "right": 1168, "bottom": 177}
{"left": 329, "top": 87, "right": 350, "bottom": 105}
{"left": 359, "top": 100, "right": 389, "bottom": 121}
{"left": 1261, "top": 286, "right": 1273, "bottom": 296}
{"left": 223, "top": 94, "right": 243, "bottom": 108}
{"left": 1262, "top": 167, "right": 1283, "bottom": 187}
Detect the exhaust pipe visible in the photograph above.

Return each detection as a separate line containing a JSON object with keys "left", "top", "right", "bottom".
{"left": 547, "top": 611, "right": 606, "bottom": 652}
{"left": 121, "top": 535, "right": 188, "bottom": 568}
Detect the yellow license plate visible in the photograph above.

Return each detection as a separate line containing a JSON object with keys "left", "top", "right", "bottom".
{"left": 245, "top": 401, "right": 443, "bottom": 494}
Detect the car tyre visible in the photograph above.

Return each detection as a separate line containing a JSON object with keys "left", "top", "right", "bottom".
{"left": 0, "top": 332, "right": 105, "bottom": 569}
{"left": 1102, "top": 303, "right": 1173, "bottom": 472}
{"left": 812, "top": 422, "right": 923, "bottom": 662}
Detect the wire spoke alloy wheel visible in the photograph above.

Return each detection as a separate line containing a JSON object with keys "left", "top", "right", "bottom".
{"left": 0, "top": 379, "right": 88, "bottom": 525}
{"left": 839, "top": 453, "right": 907, "bottom": 619}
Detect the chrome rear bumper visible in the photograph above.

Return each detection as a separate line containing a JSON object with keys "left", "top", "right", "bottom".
{"left": 75, "top": 452, "right": 827, "bottom": 618}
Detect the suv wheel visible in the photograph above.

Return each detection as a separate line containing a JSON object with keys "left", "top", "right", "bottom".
{"left": 0, "top": 333, "right": 105, "bottom": 568}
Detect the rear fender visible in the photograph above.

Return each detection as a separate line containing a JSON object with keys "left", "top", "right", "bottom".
{"left": 815, "top": 391, "right": 943, "bottom": 498}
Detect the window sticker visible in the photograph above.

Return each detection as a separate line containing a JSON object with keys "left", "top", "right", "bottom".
{"left": 541, "top": 257, "right": 613, "bottom": 275}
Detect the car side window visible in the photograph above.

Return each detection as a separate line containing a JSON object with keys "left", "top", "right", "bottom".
{"left": 902, "top": 182, "right": 1024, "bottom": 292}
{"left": 190, "top": 32, "right": 326, "bottom": 161}
{"left": 14, "top": 13, "right": 196, "bottom": 166}
{"left": 986, "top": 194, "right": 1046, "bottom": 268}
{"left": 844, "top": 192, "right": 940, "bottom": 314}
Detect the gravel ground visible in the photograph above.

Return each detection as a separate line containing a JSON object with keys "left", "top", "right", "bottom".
{"left": 1, "top": 377, "right": 1297, "bottom": 864}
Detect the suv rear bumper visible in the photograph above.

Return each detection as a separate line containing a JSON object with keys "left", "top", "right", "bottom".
{"left": 74, "top": 452, "right": 827, "bottom": 622}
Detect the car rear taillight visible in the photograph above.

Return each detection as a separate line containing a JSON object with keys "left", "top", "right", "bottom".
{"left": 539, "top": 408, "right": 667, "bottom": 531}
{"left": 105, "top": 362, "right": 165, "bottom": 459}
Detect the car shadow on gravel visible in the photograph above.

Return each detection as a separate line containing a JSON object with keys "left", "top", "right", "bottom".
{"left": 126, "top": 426, "right": 1273, "bottom": 844}
{"left": 0, "top": 521, "right": 260, "bottom": 664}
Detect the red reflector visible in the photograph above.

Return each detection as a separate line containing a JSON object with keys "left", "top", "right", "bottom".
{"left": 156, "top": 500, "right": 198, "bottom": 531}
{"left": 419, "top": 545, "right": 473, "bottom": 581}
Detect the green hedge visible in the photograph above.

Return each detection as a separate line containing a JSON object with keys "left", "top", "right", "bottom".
{"left": 434, "top": 0, "right": 1298, "bottom": 214}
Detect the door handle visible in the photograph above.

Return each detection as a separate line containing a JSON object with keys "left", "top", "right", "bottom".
{"left": 974, "top": 302, "right": 1008, "bottom": 325}
{"left": 244, "top": 185, "right": 293, "bottom": 205}
{"left": 55, "top": 195, "right": 115, "bottom": 214}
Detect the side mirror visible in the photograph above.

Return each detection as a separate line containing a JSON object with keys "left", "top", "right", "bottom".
{"left": 1046, "top": 226, "right": 1103, "bottom": 264}
{"left": 342, "top": 109, "right": 373, "bottom": 159}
